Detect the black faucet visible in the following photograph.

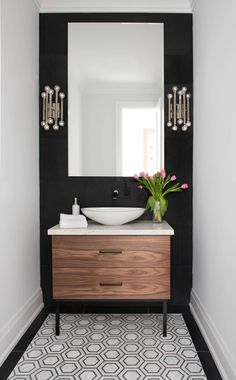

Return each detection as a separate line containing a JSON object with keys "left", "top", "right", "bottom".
{"left": 112, "top": 189, "right": 119, "bottom": 200}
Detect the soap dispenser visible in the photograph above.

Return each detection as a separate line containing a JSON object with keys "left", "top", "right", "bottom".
{"left": 72, "top": 197, "right": 80, "bottom": 215}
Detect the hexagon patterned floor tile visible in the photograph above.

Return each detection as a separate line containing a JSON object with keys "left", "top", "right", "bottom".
{"left": 7, "top": 314, "right": 206, "bottom": 379}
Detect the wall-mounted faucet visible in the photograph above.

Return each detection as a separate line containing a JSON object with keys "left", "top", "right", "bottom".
{"left": 112, "top": 189, "right": 119, "bottom": 200}
{"left": 112, "top": 182, "right": 131, "bottom": 200}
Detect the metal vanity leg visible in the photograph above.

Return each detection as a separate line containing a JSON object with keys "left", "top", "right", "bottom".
{"left": 163, "top": 301, "right": 167, "bottom": 337}
{"left": 56, "top": 302, "right": 60, "bottom": 336}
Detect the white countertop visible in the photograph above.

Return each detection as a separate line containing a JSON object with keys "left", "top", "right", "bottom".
{"left": 48, "top": 220, "right": 174, "bottom": 236}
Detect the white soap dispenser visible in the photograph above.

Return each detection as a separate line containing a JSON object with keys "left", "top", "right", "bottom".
{"left": 72, "top": 197, "right": 80, "bottom": 215}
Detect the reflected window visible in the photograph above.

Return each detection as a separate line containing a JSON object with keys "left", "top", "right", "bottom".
{"left": 116, "top": 102, "right": 161, "bottom": 176}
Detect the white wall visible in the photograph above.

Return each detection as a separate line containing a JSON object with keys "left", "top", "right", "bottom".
{"left": 192, "top": 0, "right": 236, "bottom": 379}
{"left": 0, "top": 0, "right": 43, "bottom": 365}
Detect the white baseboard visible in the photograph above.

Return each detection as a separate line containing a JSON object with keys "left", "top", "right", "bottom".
{"left": 190, "top": 289, "right": 236, "bottom": 380}
{"left": 0, "top": 288, "right": 44, "bottom": 366}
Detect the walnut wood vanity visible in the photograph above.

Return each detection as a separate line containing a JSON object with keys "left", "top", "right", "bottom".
{"left": 48, "top": 221, "right": 174, "bottom": 336}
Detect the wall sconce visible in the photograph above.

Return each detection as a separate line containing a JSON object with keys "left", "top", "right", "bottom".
{"left": 167, "top": 86, "right": 191, "bottom": 131}
{"left": 41, "top": 85, "right": 65, "bottom": 130}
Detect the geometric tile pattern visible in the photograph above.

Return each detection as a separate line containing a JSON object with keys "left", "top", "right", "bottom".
{"left": 8, "top": 313, "right": 206, "bottom": 379}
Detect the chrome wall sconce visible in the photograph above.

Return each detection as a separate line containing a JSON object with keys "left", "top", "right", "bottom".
{"left": 167, "top": 86, "right": 191, "bottom": 131}
{"left": 41, "top": 85, "right": 65, "bottom": 130}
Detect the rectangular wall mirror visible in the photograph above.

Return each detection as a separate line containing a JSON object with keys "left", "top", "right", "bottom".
{"left": 68, "top": 23, "right": 164, "bottom": 177}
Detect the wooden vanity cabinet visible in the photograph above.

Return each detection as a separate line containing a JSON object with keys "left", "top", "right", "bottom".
{"left": 51, "top": 234, "right": 171, "bottom": 336}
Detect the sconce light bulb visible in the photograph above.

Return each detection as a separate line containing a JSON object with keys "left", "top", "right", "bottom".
{"left": 53, "top": 124, "right": 59, "bottom": 130}
{"left": 177, "top": 119, "right": 183, "bottom": 125}
{"left": 167, "top": 94, "right": 173, "bottom": 99}
{"left": 59, "top": 92, "right": 65, "bottom": 99}
{"left": 54, "top": 85, "right": 60, "bottom": 92}
{"left": 182, "top": 86, "right": 187, "bottom": 92}
{"left": 59, "top": 120, "right": 64, "bottom": 127}
{"left": 41, "top": 92, "right": 46, "bottom": 98}
{"left": 182, "top": 125, "right": 188, "bottom": 131}
{"left": 49, "top": 89, "right": 54, "bottom": 95}
{"left": 186, "top": 121, "right": 192, "bottom": 127}
{"left": 48, "top": 117, "right": 54, "bottom": 125}
{"left": 186, "top": 93, "right": 191, "bottom": 98}
{"left": 44, "top": 86, "right": 50, "bottom": 92}
{"left": 178, "top": 90, "right": 182, "bottom": 96}
{"left": 44, "top": 124, "right": 50, "bottom": 131}
{"left": 172, "top": 86, "right": 178, "bottom": 92}
{"left": 41, "top": 121, "right": 46, "bottom": 127}
{"left": 167, "top": 121, "right": 172, "bottom": 127}
{"left": 172, "top": 125, "right": 178, "bottom": 131}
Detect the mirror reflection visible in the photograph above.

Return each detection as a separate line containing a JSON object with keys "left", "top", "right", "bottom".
{"left": 68, "top": 23, "right": 164, "bottom": 176}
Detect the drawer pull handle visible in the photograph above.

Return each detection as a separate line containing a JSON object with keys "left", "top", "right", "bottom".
{"left": 98, "top": 250, "right": 122, "bottom": 254}
{"left": 100, "top": 282, "right": 123, "bottom": 287}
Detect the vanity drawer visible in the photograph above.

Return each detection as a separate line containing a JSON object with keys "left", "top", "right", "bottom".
{"left": 53, "top": 267, "right": 170, "bottom": 300}
{"left": 52, "top": 235, "right": 170, "bottom": 268}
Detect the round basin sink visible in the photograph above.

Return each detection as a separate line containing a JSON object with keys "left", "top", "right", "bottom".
{"left": 81, "top": 207, "right": 145, "bottom": 226}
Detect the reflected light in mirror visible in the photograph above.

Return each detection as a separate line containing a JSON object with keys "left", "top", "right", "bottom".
{"left": 117, "top": 102, "right": 161, "bottom": 176}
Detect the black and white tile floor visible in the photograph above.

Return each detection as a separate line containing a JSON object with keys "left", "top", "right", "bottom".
{"left": 0, "top": 306, "right": 222, "bottom": 380}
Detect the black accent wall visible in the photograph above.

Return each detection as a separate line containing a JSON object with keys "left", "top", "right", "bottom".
{"left": 40, "top": 13, "right": 193, "bottom": 308}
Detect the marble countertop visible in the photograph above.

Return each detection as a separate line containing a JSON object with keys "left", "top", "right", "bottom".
{"left": 48, "top": 220, "right": 174, "bottom": 236}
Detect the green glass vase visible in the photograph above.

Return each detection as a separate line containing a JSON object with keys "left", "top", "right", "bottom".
{"left": 153, "top": 200, "right": 162, "bottom": 223}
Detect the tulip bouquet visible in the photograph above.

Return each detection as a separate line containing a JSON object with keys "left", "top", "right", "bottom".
{"left": 133, "top": 169, "right": 188, "bottom": 222}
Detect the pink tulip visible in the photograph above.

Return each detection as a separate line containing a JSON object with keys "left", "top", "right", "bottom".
{"left": 160, "top": 169, "right": 166, "bottom": 179}
{"left": 137, "top": 185, "right": 143, "bottom": 190}
{"left": 171, "top": 175, "right": 177, "bottom": 181}
{"left": 133, "top": 174, "right": 139, "bottom": 180}
{"left": 140, "top": 171, "right": 149, "bottom": 179}
{"left": 139, "top": 171, "right": 146, "bottom": 178}
{"left": 181, "top": 183, "right": 189, "bottom": 189}
{"left": 149, "top": 175, "right": 154, "bottom": 180}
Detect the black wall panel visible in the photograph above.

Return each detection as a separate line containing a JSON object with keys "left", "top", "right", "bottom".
{"left": 40, "top": 13, "right": 193, "bottom": 308}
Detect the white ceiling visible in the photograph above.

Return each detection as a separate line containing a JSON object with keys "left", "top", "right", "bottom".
{"left": 36, "top": 0, "right": 194, "bottom": 13}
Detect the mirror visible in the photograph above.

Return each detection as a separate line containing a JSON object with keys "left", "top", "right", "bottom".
{"left": 68, "top": 23, "right": 164, "bottom": 176}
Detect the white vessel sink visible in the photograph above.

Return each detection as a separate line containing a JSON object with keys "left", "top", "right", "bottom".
{"left": 81, "top": 207, "right": 145, "bottom": 226}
